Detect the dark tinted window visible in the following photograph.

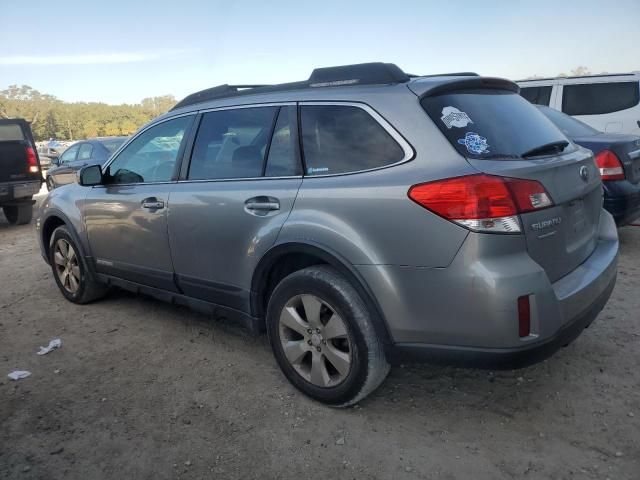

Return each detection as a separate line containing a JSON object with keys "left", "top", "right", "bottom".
{"left": 421, "top": 89, "right": 569, "bottom": 159}
{"left": 519, "top": 86, "right": 552, "bottom": 106}
{"left": 77, "top": 143, "right": 93, "bottom": 160}
{"left": 300, "top": 105, "right": 404, "bottom": 176}
{"left": 188, "top": 107, "right": 277, "bottom": 180}
{"left": 562, "top": 82, "right": 640, "bottom": 115}
{"left": 537, "top": 106, "right": 599, "bottom": 137}
{"left": 106, "top": 116, "right": 190, "bottom": 184}
{"left": 0, "top": 124, "right": 24, "bottom": 141}
{"left": 265, "top": 106, "right": 300, "bottom": 177}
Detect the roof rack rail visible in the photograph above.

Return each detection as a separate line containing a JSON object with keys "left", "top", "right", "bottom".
{"left": 419, "top": 72, "right": 479, "bottom": 78}
{"left": 517, "top": 72, "right": 637, "bottom": 82}
{"left": 171, "top": 62, "right": 410, "bottom": 111}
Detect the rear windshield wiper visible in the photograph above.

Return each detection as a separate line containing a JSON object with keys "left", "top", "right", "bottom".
{"left": 521, "top": 140, "right": 569, "bottom": 158}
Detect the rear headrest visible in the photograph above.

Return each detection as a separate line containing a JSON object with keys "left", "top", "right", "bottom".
{"left": 232, "top": 145, "right": 262, "bottom": 164}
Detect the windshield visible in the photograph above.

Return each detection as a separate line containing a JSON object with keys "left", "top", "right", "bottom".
{"left": 421, "top": 89, "right": 571, "bottom": 159}
{"left": 536, "top": 105, "right": 600, "bottom": 138}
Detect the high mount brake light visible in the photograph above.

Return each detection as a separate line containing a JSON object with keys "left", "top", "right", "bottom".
{"left": 408, "top": 174, "right": 553, "bottom": 234}
{"left": 594, "top": 150, "right": 625, "bottom": 181}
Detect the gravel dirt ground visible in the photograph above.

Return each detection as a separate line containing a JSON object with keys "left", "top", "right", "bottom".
{"left": 1, "top": 192, "right": 639, "bottom": 479}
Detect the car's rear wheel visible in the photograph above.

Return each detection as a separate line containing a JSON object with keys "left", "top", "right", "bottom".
{"left": 3, "top": 204, "right": 33, "bottom": 225}
{"left": 266, "top": 265, "right": 389, "bottom": 407}
{"left": 49, "top": 226, "right": 108, "bottom": 304}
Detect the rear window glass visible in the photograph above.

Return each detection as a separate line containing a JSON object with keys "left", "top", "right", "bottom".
{"left": 562, "top": 82, "right": 640, "bottom": 116}
{"left": 520, "top": 86, "right": 552, "bottom": 106}
{"left": 0, "top": 124, "right": 25, "bottom": 141}
{"left": 300, "top": 105, "right": 405, "bottom": 175}
{"left": 421, "top": 89, "right": 570, "bottom": 159}
{"left": 537, "top": 106, "right": 599, "bottom": 137}
{"left": 102, "top": 138, "right": 126, "bottom": 153}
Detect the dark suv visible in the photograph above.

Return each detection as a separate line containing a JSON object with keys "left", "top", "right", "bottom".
{"left": 0, "top": 118, "right": 42, "bottom": 224}
{"left": 36, "top": 63, "right": 618, "bottom": 406}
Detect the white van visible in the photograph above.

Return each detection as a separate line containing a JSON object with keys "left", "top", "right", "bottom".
{"left": 517, "top": 72, "right": 640, "bottom": 135}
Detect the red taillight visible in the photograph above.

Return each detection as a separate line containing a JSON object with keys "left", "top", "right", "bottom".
{"left": 594, "top": 150, "right": 625, "bottom": 181}
{"left": 518, "top": 295, "right": 531, "bottom": 337}
{"left": 408, "top": 174, "right": 553, "bottom": 233}
{"left": 25, "top": 146, "right": 39, "bottom": 173}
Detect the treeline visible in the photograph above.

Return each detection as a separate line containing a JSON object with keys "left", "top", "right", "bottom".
{"left": 0, "top": 85, "right": 177, "bottom": 141}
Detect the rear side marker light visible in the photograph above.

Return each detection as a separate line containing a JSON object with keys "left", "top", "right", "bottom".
{"left": 408, "top": 174, "right": 553, "bottom": 234}
{"left": 26, "top": 146, "right": 39, "bottom": 173}
{"left": 594, "top": 150, "right": 625, "bottom": 181}
{"left": 518, "top": 295, "right": 531, "bottom": 338}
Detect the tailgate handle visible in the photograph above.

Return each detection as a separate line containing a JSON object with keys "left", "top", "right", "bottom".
{"left": 628, "top": 149, "right": 640, "bottom": 160}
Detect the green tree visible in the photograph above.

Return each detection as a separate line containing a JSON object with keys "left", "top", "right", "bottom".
{"left": 0, "top": 85, "right": 177, "bottom": 141}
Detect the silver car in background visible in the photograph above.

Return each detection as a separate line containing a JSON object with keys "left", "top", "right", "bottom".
{"left": 36, "top": 63, "right": 618, "bottom": 406}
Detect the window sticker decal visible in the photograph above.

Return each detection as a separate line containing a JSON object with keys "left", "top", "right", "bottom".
{"left": 441, "top": 106, "right": 473, "bottom": 129}
{"left": 457, "top": 132, "right": 490, "bottom": 155}
{"left": 308, "top": 166, "right": 329, "bottom": 174}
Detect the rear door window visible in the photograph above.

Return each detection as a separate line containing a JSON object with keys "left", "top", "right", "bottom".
{"left": 562, "top": 82, "right": 640, "bottom": 115}
{"left": 300, "top": 105, "right": 405, "bottom": 175}
{"left": 0, "top": 124, "right": 25, "bottom": 141}
{"left": 421, "top": 89, "right": 570, "bottom": 159}
{"left": 188, "top": 107, "right": 278, "bottom": 180}
{"left": 519, "top": 86, "right": 552, "bottom": 106}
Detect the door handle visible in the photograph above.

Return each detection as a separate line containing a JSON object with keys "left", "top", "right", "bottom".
{"left": 141, "top": 198, "right": 165, "bottom": 210}
{"left": 246, "top": 201, "right": 280, "bottom": 211}
{"left": 244, "top": 196, "right": 280, "bottom": 213}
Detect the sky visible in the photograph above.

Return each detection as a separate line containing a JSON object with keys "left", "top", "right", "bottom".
{"left": 1, "top": 0, "right": 639, "bottom": 105}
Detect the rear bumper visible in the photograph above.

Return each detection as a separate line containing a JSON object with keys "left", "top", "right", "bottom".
{"left": 358, "top": 210, "right": 619, "bottom": 368}
{"left": 0, "top": 180, "right": 41, "bottom": 204}
{"left": 603, "top": 180, "right": 640, "bottom": 226}
{"left": 389, "top": 270, "right": 615, "bottom": 368}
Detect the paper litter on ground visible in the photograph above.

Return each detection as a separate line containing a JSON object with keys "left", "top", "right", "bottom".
{"left": 37, "top": 338, "right": 62, "bottom": 356}
{"left": 8, "top": 371, "right": 31, "bottom": 380}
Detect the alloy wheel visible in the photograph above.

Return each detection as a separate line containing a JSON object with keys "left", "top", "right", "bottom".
{"left": 53, "top": 239, "right": 80, "bottom": 294}
{"left": 278, "top": 294, "right": 352, "bottom": 387}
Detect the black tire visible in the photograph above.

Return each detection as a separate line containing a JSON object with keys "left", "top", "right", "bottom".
{"left": 266, "top": 265, "right": 389, "bottom": 407}
{"left": 49, "top": 225, "right": 108, "bottom": 304}
{"left": 3, "top": 204, "right": 33, "bottom": 225}
{"left": 46, "top": 176, "right": 55, "bottom": 191}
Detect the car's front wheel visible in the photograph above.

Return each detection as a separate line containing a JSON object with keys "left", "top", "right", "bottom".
{"left": 49, "top": 226, "right": 108, "bottom": 304}
{"left": 266, "top": 265, "right": 389, "bottom": 407}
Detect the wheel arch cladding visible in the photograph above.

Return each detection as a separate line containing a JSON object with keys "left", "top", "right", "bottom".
{"left": 42, "top": 215, "right": 67, "bottom": 258}
{"left": 251, "top": 242, "right": 393, "bottom": 348}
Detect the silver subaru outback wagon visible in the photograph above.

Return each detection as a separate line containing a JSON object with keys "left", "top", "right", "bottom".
{"left": 36, "top": 63, "right": 618, "bottom": 406}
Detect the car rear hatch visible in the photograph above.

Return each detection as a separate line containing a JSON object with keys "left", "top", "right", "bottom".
{"left": 0, "top": 119, "right": 41, "bottom": 183}
{"left": 418, "top": 78, "right": 603, "bottom": 283}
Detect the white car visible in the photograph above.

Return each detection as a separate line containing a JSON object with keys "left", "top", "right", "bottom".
{"left": 517, "top": 72, "right": 640, "bottom": 135}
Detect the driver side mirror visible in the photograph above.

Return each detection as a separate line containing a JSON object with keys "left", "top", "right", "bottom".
{"left": 50, "top": 156, "right": 60, "bottom": 166}
{"left": 78, "top": 164, "right": 103, "bottom": 186}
